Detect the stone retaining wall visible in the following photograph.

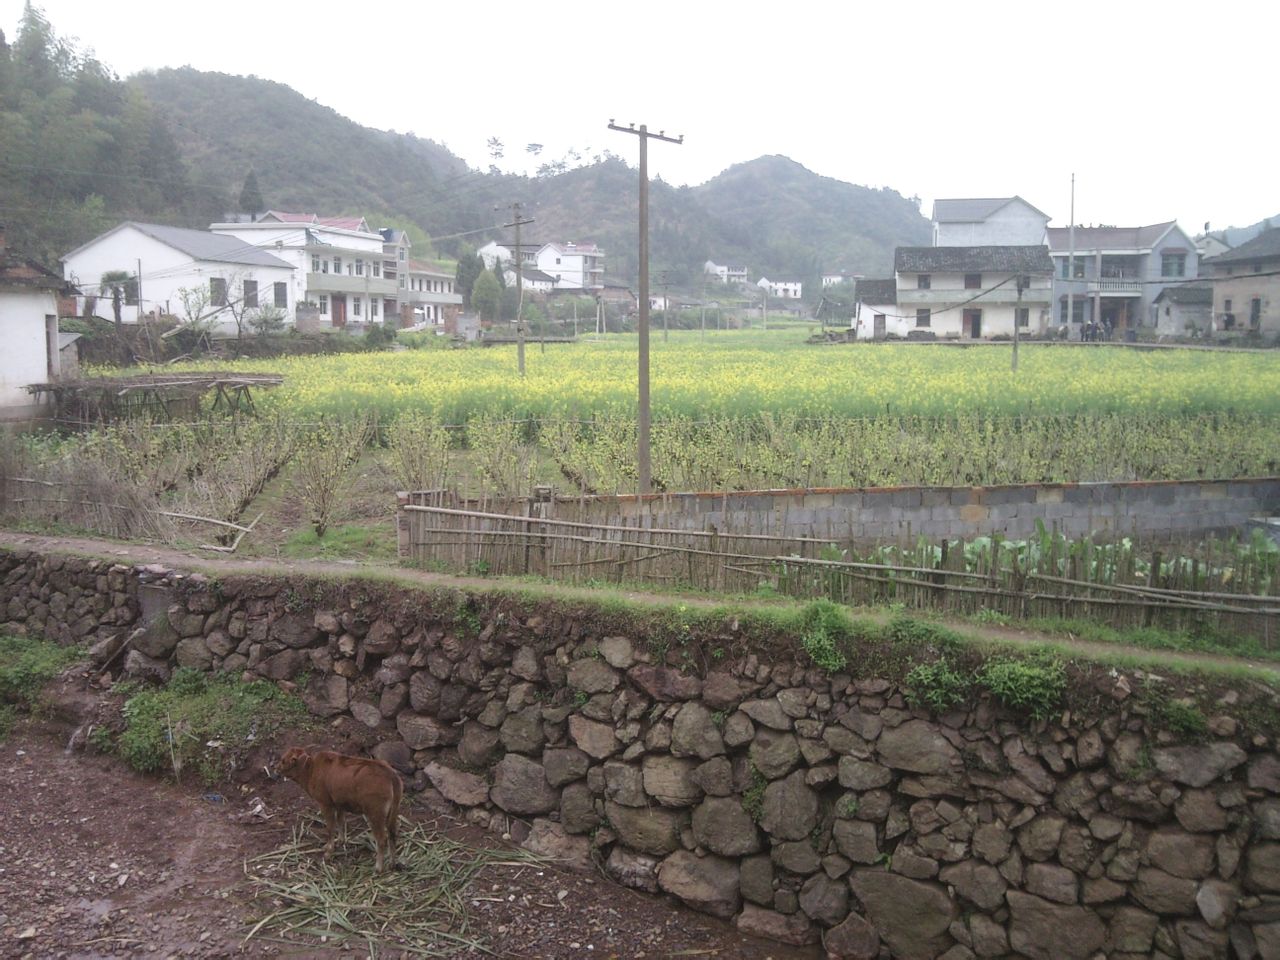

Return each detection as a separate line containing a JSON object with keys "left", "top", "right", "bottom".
{"left": 4, "top": 545, "right": 1280, "bottom": 959}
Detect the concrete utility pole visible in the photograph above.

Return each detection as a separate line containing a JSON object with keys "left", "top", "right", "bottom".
{"left": 1014, "top": 274, "right": 1027, "bottom": 372}
{"left": 503, "top": 202, "right": 535, "bottom": 375}
{"left": 1066, "top": 173, "right": 1076, "bottom": 340}
{"left": 608, "top": 120, "right": 683, "bottom": 495}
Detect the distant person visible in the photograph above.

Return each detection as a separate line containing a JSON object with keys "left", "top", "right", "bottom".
{"left": 1103, "top": 318, "right": 1113, "bottom": 341}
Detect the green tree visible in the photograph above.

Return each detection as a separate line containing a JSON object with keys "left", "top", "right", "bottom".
{"left": 471, "top": 268, "right": 502, "bottom": 322}
{"left": 455, "top": 249, "right": 486, "bottom": 308}
{"left": 238, "top": 168, "right": 263, "bottom": 215}
{"left": 492, "top": 259, "right": 506, "bottom": 289}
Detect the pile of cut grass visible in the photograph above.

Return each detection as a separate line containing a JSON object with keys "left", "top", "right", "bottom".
{"left": 244, "top": 816, "right": 547, "bottom": 956}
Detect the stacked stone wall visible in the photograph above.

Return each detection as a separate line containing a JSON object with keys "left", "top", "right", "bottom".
{"left": 4, "top": 545, "right": 1280, "bottom": 959}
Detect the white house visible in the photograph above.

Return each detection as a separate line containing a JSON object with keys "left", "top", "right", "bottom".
{"left": 210, "top": 211, "right": 397, "bottom": 329}
{"left": 932, "top": 197, "right": 1050, "bottom": 247}
{"left": 62, "top": 222, "right": 294, "bottom": 334}
{"left": 535, "top": 242, "right": 604, "bottom": 290}
{"left": 705, "top": 260, "right": 749, "bottom": 285}
{"left": 894, "top": 245, "right": 1054, "bottom": 338}
{"left": 850, "top": 278, "right": 903, "bottom": 339}
{"left": 1, "top": 226, "right": 70, "bottom": 419}
{"left": 479, "top": 240, "right": 536, "bottom": 270}
{"left": 822, "top": 272, "right": 855, "bottom": 288}
{"left": 404, "top": 259, "right": 463, "bottom": 326}
{"left": 757, "top": 277, "right": 803, "bottom": 299}
{"left": 503, "top": 267, "right": 556, "bottom": 294}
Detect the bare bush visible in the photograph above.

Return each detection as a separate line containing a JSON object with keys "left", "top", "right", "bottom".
{"left": 385, "top": 412, "right": 455, "bottom": 492}
{"left": 292, "top": 415, "right": 375, "bottom": 537}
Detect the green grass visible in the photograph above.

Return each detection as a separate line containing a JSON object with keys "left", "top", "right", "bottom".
{"left": 280, "top": 522, "right": 399, "bottom": 563}
{"left": 0, "top": 635, "right": 85, "bottom": 739}
{"left": 110, "top": 668, "right": 309, "bottom": 784}
{"left": 1024, "top": 616, "right": 1280, "bottom": 663}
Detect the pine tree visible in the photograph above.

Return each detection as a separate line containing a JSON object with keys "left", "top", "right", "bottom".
{"left": 239, "top": 168, "right": 264, "bottom": 215}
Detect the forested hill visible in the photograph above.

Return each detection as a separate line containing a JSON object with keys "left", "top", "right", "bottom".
{"left": 1, "top": 5, "right": 928, "bottom": 287}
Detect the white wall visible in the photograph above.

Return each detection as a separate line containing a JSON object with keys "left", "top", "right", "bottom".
{"left": 536, "top": 248, "right": 586, "bottom": 288}
{"left": 0, "top": 289, "right": 57, "bottom": 417}
{"left": 934, "top": 201, "right": 1049, "bottom": 247}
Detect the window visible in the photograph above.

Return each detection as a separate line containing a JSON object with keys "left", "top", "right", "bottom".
{"left": 964, "top": 273, "right": 982, "bottom": 290}
{"left": 1058, "top": 299, "right": 1085, "bottom": 324}
{"left": 321, "top": 258, "right": 329, "bottom": 274}
{"left": 274, "top": 282, "right": 287, "bottom": 308}
{"left": 916, "top": 308, "right": 931, "bottom": 327}
{"left": 243, "top": 279, "right": 258, "bottom": 308}
{"left": 1255, "top": 263, "right": 1264, "bottom": 274}
{"left": 917, "top": 274, "right": 931, "bottom": 289}
{"left": 318, "top": 294, "right": 328, "bottom": 314}
{"left": 1252, "top": 298, "right": 1263, "bottom": 328}
{"left": 312, "top": 255, "right": 321, "bottom": 272}
{"left": 399, "top": 275, "right": 405, "bottom": 288}
{"left": 1224, "top": 299, "right": 1233, "bottom": 312}
{"left": 556, "top": 257, "right": 562, "bottom": 265}
{"left": 371, "top": 298, "right": 379, "bottom": 318}
{"left": 1016, "top": 307, "right": 1030, "bottom": 327}
{"left": 1161, "top": 253, "right": 1186, "bottom": 277}
{"left": 353, "top": 296, "right": 362, "bottom": 317}
{"left": 356, "top": 259, "right": 364, "bottom": 276}
{"left": 210, "top": 277, "right": 227, "bottom": 306}
{"left": 333, "top": 257, "right": 342, "bottom": 274}
{"left": 398, "top": 248, "right": 406, "bottom": 261}
{"left": 373, "top": 262, "right": 381, "bottom": 278}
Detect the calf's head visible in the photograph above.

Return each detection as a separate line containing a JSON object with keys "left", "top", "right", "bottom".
{"left": 277, "top": 746, "right": 312, "bottom": 782}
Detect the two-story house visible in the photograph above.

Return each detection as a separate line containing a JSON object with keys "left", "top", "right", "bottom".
{"left": 705, "top": 260, "right": 749, "bottom": 285}
{"left": 1203, "top": 226, "right": 1280, "bottom": 334}
{"left": 62, "top": 221, "right": 295, "bottom": 333}
{"left": 932, "top": 197, "right": 1050, "bottom": 247}
{"left": 893, "top": 246, "right": 1054, "bottom": 339}
{"left": 403, "top": 259, "right": 463, "bottom": 327}
{"left": 757, "top": 277, "right": 803, "bottom": 299}
{"left": 210, "top": 211, "right": 398, "bottom": 329}
{"left": 1046, "top": 222, "right": 1197, "bottom": 334}
{"left": 535, "top": 242, "right": 604, "bottom": 291}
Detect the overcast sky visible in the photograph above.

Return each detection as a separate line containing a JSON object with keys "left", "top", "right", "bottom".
{"left": 5, "top": 0, "right": 1277, "bottom": 234}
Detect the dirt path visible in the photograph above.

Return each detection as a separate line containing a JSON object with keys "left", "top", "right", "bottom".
{"left": 0, "top": 714, "right": 818, "bottom": 960}
{"left": 2, "top": 529, "right": 1276, "bottom": 680}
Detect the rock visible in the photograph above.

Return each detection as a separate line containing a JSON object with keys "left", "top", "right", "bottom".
{"left": 1148, "top": 828, "right": 1216, "bottom": 879}
{"left": 1153, "top": 743, "right": 1247, "bottom": 788}
{"left": 740, "top": 698, "right": 793, "bottom": 730}
{"left": 490, "top": 755, "right": 558, "bottom": 815}
{"left": 691, "top": 757, "right": 734, "bottom": 796}
{"left": 606, "top": 847, "right": 658, "bottom": 892}
{"left": 420, "top": 762, "right": 485, "bottom": 806}
{"left": 457, "top": 722, "right": 501, "bottom": 767}
{"left": 833, "top": 820, "right": 880, "bottom": 864}
{"left": 370, "top": 740, "right": 413, "bottom": 774}
{"left": 88, "top": 631, "right": 126, "bottom": 665}
{"left": 1256, "top": 798, "right": 1280, "bottom": 840}
{"left": 760, "top": 770, "right": 818, "bottom": 841}
{"left": 1024, "top": 862, "right": 1077, "bottom": 904}
{"left": 560, "top": 782, "right": 599, "bottom": 834}
{"left": 362, "top": 618, "right": 398, "bottom": 655}
{"left": 876, "top": 720, "right": 961, "bottom": 775}
{"left": 1195, "top": 878, "right": 1239, "bottom": 929}
{"left": 1017, "top": 812, "right": 1066, "bottom": 861}
{"left": 270, "top": 613, "right": 320, "bottom": 649}
{"left": 798, "top": 873, "right": 848, "bottom": 926}
{"left": 304, "top": 674, "right": 348, "bottom": 717}
{"left": 1175, "top": 788, "right": 1229, "bottom": 832}
{"left": 605, "top": 801, "right": 684, "bottom": 856}
{"left": 749, "top": 729, "right": 801, "bottom": 779}
{"left": 604, "top": 761, "right": 646, "bottom": 806}
{"left": 257, "top": 648, "right": 307, "bottom": 681}
{"left": 1107, "top": 906, "right": 1158, "bottom": 954}
{"left": 567, "top": 714, "right": 619, "bottom": 759}
{"left": 657, "top": 850, "right": 740, "bottom": 918}
{"left": 1251, "top": 921, "right": 1280, "bottom": 958}
{"left": 823, "top": 910, "right": 880, "bottom": 959}
{"left": 375, "top": 652, "right": 411, "bottom": 686}
{"left": 1174, "top": 919, "right": 1230, "bottom": 960}
{"left": 1006, "top": 891, "right": 1105, "bottom": 960}
{"left": 131, "top": 616, "right": 180, "bottom": 659}
{"left": 891, "top": 845, "right": 939, "bottom": 879}
{"left": 838, "top": 757, "right": 893, "bottom": 791}
{"left": 1133, "top": 867, "right": 1199, "bottom": 914}
{"left": 379, "top": 683, "right": 407, "bottom": 718}
{"left": 598, "top": 636, "right": 635, "bottom": 669}
{"left": 849, "top": 870, "right": 956, "bottom": 960}
{"left": 173, "top": 636, "right": 212, "bottom": 670}
{"left": 740, "top": 854, "right": 774, "bottom": 906}
{"left": 567, "top": 658, "right": 619, "bottom": 694}
{"left": 523, "top": 819, "right": 592, "bottom": 871}
{"left": 972, "top": 821, "right": 1012, "bottom": 863}
{"left": 1075, "top": 728, "right": 1105, "bottom": 767}
{"left": 1249, "top": 754, "right": 1280, "bottom": 792}
{"left": 736, "top": 904, "right": 819, "bottom": 946}
{"left": 723, "top": 711, "right": 754, "bottom": 748}
{"left": 408, "top": 671, "right": 441, "bottom": 713}
{"left": 543, "top": 747, "right": 590, "bottom": 787}
{"left": 702, "top": 671, "right": 747, "bottom": 710}
{"left": 692, "top": 797, "right": 761, "bottom": 856}
{"left": 773, "top": 841, "right": 821, "bottom": 875}
{"left": 642, "top": 755, "right": 701, "bottom": 807}
{"left": 670, "top": 702, "right": 726, "bottom": 759}
{"left": 968, "top": 914, "right": 1008, "bottom": 957}
{"left": 349, "top": 700, "right": 382, "bottom": 728}
{"left": 500, "top": 706, "right": 545, "bottom": 754}
{"left": 1082, "top": 876, "right": 1126, "bottom": 904}
{"left": 313, "top": 610, "right": 341, "bottom": 634}
{"left": 122, "top": 648, "right": 170, "bottom": 684}
{"left": 1246, "top": 842, "right": 1280, "bottom": 894}
{"left": 939, "top": 861, "right": 1007, "bottom": 911}
{"left": 396, "top": 712, "right": 457, "bottom": 749}
{"left": 627, "top": 664, "right": 701, "bottom": 701}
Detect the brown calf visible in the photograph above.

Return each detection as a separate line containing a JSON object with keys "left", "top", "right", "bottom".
{"left": 278, "top": 746, "right": 403, "bottom": 873}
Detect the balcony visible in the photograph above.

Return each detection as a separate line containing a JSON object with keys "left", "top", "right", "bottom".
{"left": 1087, "top": 278, "right": 1142, "bottom": 297}
{"left": 306, "top": 272, "right": 397, "bottom": 297}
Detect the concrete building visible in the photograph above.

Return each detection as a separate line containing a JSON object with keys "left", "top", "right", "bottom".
{"left": 850, "top": 278, "right": 900, "bottom": 339}
{"left": 757, "top": 277, "right": 803, "bottom": 299}
{"left": 932, "top": 197, "right": 1050, "bottom": 247}
{"left": 1047, "top": 222, "right": 1198, "bottom": 334}
{"left": 1152, "top": 284, "right": 1213, "bottom": 337}
{"left": 1, "top": 226, "right": 72, "bottom": 419}
{"left": 403, "top": 260, "right": 463, "bottom": 327}
{"left": 1204, "top": 227, "right": 1280, "bottom": 334}
{"left": 894, "top": 245, "right": 1053, "bottom": 339}
{"left": 535, "top": 242, "right": 604, "bottom": 291}
{"left": 822, "top": 271, "right": 855, "bottom": 288}
{"left": 705, "top": 260, "right": 749, "bottom": 285}
{"left": 62, "top": 222, "right": 294, "bottom": 334}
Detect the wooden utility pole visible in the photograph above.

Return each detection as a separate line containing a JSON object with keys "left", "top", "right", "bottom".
{"left": 608, "top": 120, "right": 683, "bottom": 495}
{"left": 503, "top": 203, "right": 535, "bottom": 375}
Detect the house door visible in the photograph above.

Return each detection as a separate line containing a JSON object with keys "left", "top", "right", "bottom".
{"left": 331, "top": 295, "right": 347, "bottom": 328}
{"left": 873, "top": 314, "right": 886, "bottom": 339}
{"left": 963, "top": 309, "right": 982, "bottom": 338}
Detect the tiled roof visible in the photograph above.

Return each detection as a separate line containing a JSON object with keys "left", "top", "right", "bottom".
{"left": 855, "top": 278, "right": 897, "bottom": 305}
{"left": 406, "top": 258, "right": 453, "bottom": 277}
{"left": 1045, "top": 222, "right": 1177, "bottom": 252}
{"left": 932, "top": 196, "right": 1049, "bottom": 222}
{"left": 895, "top": 245, "right": 1054, "bottom": 275}
{"left": 1153, "top": 284, "right": 1213, "bottom": 306}
{"left": 0, "top": 250, "right": 68, "bottom": 291}
{"left": 129, "top": 223, "right": 294, "bottom": 268}
{"left": 1207, "top": 227, "right": 1280, "bottom": 265}
{"left": 260, "top": 210, "right": 370, "bottom": 232}
{"left": 520, "top": 269, "right": 556, "bottom": 283}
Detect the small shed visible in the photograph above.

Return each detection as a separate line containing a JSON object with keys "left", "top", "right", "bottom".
{"left": 1153, "top": 284, "right": 1213, "bottom": 336}
{"left": 57, "top": 332, "right": 82, "bottom": 379}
